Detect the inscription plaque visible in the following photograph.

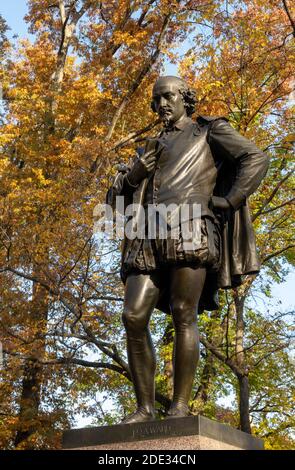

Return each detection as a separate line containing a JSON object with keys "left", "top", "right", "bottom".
{"left": 62, "top": 415, "right": 264, "bottom": 450}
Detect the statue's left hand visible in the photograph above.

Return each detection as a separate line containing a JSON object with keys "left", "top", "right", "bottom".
{"left": 211, "top": 196, "right": 230, "bottom": 210}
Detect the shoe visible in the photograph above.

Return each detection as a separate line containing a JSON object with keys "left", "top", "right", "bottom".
{"left": 121, "top": 408, "right": 155, "bottom": 424}
{"left": 165, "top": 403, "right": 190, "bottom": 419}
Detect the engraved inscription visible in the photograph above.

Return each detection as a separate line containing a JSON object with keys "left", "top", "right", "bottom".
{"left": 132, "top": 423, "right": 173, "bottom": 439}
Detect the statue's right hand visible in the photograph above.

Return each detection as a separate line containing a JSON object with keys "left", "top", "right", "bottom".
{"left": 140, "top": 149, "right": 158, "bottom": 173}
{"left": 127, "top": 149, "right": 158, "bottom": 186}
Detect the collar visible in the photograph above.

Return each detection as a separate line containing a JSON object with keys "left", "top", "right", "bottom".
{"left": 163, "top": 115, "right": 193, "bottom": 132}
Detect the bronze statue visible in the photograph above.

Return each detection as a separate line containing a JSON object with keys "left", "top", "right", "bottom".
{"left": 106, "top": 76, "right": 269, "bottom": 424}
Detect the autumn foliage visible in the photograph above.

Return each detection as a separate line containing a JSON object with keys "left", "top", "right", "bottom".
{"left": 0, "top": 0, "right": 294, "bottom": 449}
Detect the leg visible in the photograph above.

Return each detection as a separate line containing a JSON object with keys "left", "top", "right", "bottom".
{"left": 167, "top": 265, "right": 206, "bottom": 417}
{"left": 121, "top": 271, "right": 162, "bottom": 423}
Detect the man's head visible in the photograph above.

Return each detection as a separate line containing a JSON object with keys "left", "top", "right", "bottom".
{"left": 151, "top": 76, "right": 197, "bottom": 127}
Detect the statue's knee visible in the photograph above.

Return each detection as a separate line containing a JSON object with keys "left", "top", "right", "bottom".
{"left": 171, "top": 301, "right": 197, "bottom": 329}
{"left": 122, "top": 307, "right": 146, "bottom": 332}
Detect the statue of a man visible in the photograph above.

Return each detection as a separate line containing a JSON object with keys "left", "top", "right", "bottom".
{"left": 107, "top": 76, "right": 269, "bottom": 424}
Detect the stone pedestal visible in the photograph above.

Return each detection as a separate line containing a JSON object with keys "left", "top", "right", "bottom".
{"left": 62, "top": 415, "right": 264, "bottom": 450}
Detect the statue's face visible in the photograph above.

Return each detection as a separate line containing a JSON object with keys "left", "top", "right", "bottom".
{"left": 152, "top": 78, "right": 187, "bottom": 126}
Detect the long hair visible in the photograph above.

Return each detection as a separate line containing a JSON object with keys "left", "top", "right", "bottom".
{"left": 178, "top": 84, "right": 197, "bottom": 116}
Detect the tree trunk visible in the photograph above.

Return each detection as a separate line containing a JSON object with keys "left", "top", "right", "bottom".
{"left": 194, "top": 351, "right": 214, "bottom": 405}
{"left": 14, "top": 265, "right": 49, "bottom": 448}
{"left": 14, "top": 359, "right": 43, "bottom": 447}
{"left": 238, "top": 373, "right": 251, "bottom": 434}
{"left": 234, "top": 286, "right": 252, "bottom": 434}
{"left": 15, "top": 3, "right": 82, "bottom": 447}
{"left": 161, "top": 318, "right": 174, "bottom": 406}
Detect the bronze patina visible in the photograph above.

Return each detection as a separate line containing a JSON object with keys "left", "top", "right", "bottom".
{"left": 107, "top": 76, "right": 269, "bottom": 423}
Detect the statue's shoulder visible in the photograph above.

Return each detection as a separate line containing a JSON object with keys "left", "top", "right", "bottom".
{"left": 196, "top": 115, "right": 229, "bottom": 127}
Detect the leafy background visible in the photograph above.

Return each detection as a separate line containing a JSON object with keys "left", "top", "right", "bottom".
{"left": 0, "top": 0, "right": 294, "bottom": 450}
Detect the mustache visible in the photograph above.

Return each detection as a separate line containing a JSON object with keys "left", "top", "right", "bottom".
{"left": 159, "top": 107, "right": 172, "bottom": 115}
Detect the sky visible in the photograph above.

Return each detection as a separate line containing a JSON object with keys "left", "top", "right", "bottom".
{"left": 0, "top": 1, "right": 31, "bottom": 39}
{"left": 1, "top": 0, "right": 294, "bottom": 427}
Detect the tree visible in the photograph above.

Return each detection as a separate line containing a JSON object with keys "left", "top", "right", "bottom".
{"left": 0, "top": 0, "right": 294, "bottom": 449}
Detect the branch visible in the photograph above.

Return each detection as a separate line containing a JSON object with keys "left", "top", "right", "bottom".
{"left": 111, "top": 119, "right": 161, "bottom": 151}
{"left": 58, "top": 0, "right": 67, "bottom": 24}
{"left": 136, "top": 0, "right": 157, "bottom": 27}
{"left": 49, "top": 330, "right": 112, "bottom": 348}
{"left": 100, "top": 1, "right": 135, "bottom": 61}
{"left": 85, "top": 295, "right": 124, "bottom": 302}
{"left": 258, "top": 197, "right": 295, "bottom": 216}
{"left": 282, "top": 0, "right": 295, "bottom": 37}
{"left": 41, "top": 355, "right": 170, "bottom": 409}
{"left": 200, "top": 335, "right": 244, "bottom": 377}
{"left": 252, "top": 170, "right": 294, "bottom": 221}
{"left": 262, "top": 244, "right": 295, "bottom": 263}
{"left": 59, "top": 235, "right": 93, "bottom": 284}
{"left": 78, "top": 319, "right": 130, "bottom": 371}
{"left": 262, "top": 423, "right": 293, "bottom": 438}
{"left": 270, "top": 212, "right": 290, "bottom": 231}
{"left": 104, "top": 13, "right": 171, "bottom": 142}
{"left": 1, "top": 267, "right": 91, "bottom": 336}
{"left": 42, "top": 357, "right": 126, "bottom": 375}
{"left": 252, "top": 343, "right": 290, "bottom": 367}
{"left": 245, "top": 78, "right": 290, "bottom": 128}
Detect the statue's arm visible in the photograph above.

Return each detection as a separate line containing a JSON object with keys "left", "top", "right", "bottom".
{"left": 208, "top": 119, "right": 269, "bottom": 210}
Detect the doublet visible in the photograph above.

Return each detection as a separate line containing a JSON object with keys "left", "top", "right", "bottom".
{"left": 106, "top": 115, "right": 269, "bottom": 312}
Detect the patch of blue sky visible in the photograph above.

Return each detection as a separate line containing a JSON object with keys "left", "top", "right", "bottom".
{"left": 0, "top": 0, "right": 32, "bottom": 40}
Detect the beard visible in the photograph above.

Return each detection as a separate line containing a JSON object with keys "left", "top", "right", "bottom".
{"left": 159, "top": 109, "right": 173, "bottom": 127}
{"left": 162, "top": 115, "right": 171, "bottom": 127}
